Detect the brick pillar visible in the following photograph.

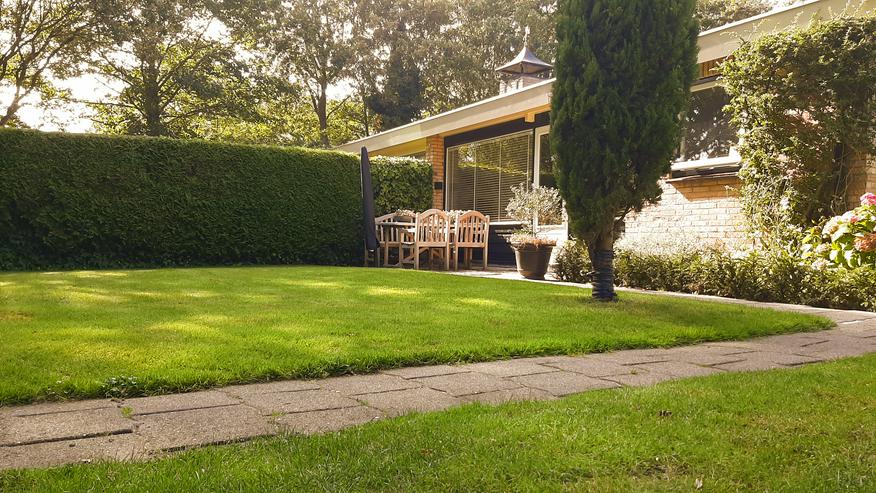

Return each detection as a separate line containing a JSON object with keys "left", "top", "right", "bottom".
{"left": 426, "top": 135, "right": 445, "bottom": 209}
{"left": 847, "top": 150, "right": 876, "bottom": 206}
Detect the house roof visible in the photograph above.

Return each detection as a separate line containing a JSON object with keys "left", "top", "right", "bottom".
{"left": 338, "top": 0, "right": 876, "bottom": 155}
{"left": 495, "top": 46, "right": 553, "bottom": 75}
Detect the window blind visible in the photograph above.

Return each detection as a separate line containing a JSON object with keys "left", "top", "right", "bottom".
{"left": 447, "top": 132, "right": 533, "bottom": 221}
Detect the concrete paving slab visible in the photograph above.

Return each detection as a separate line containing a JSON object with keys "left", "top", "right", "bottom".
{"left": 222, "top": 380, "right": 321, "bottom": 397}
{"left": 236, "top": 389, "right": 361, "bottom": 415}
{"left": 461, "top": 360, "right": 558, "bottom": 378}
{"left": 461, "top": 387, "right": 556, "bottom": 405}
{"left": 5, "top": 399, "right": 116, "bottom": 418}
{"left": 0, "top": 434, "right": 146, "bottom": 471}
{"left": 817, "top": 311, "right": 876, "bottom": 324}
{"left": 0, "top": 407, "right": 133, "bottom": 446}
{"left": 539, "top": 357, "right": 636, "bottom": 377}
{"left": 322, "top": 374, "right": 421, "bottom": 396}
{"left": 634, "top": 361, "right": 723, "bottom": 378}
{"left": 835, "top": 325, "right": 876, "bottom": 338}
{"left": 711, "top": 358, "right": 788, "bottom": 372}
{"left": 511, "top": 371, "right": 619, "bottom": 396}
{"left": 137, "top": 404, "right": 274, "bottom": 451}
{"left": 795, "top": 338, "right": 876, "bottom": 360}
{"left": 603, "top": 370, "right": 676, "bottom": 387}
{"left": 276, "top": 406, "right": 383, "bottom": 434}
{"left": 382, "top": 365, "right": 468, "bottom": 379}
{"left": 122, "top": 390, "right": 239, "bottom": 416}
{"left": 523, "top": 355, "right": 584, "bottom": 365}
{"left": 589, "top": 349, "right": 674, "bottom": 366}
{"left": 740, "top": 351, "right": 824, "bottom": 366}
{"left": 416, "top": 372, "right": 520, "bottom": 397}
{"left": 357, "top": 387, "right": 463, "bottom": 416}
{"left": 661, "top": 348, "right": 748, "bottom": 367}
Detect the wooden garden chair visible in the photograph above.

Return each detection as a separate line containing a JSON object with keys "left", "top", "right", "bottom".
{"left": 452, "top": 211, "right": 490, "bottom": 270}
{"left": 406, "top": 209, "right": 451, "bottom": 270}
{"left": 375, "top": 213, "right": 413, "bottom": 267}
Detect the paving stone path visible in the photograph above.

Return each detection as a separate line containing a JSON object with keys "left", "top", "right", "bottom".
{"left": 2, "top": 295, "right": 875, "bottom": 471}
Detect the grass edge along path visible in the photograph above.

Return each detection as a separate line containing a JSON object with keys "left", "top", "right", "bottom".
{"left": 1, "top": 355, "right": 873, "bottom": 492}
{"left": 0, "top": 266, "right": 832, "bottom": 405}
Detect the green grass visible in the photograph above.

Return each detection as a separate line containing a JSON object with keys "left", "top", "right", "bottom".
{"left": 0, "top": 266, "right": 829, "bottom": 404}
{"left": 2, "top": 356, "right": 873, "bottom": 492}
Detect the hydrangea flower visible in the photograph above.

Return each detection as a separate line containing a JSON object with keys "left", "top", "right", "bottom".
{"left": 861, "top": 193, "right": 876, "bottom": 206}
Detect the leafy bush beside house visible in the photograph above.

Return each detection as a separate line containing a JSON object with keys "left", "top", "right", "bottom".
{"left": 722, "top": 15, "right": 876, "bottom": 243}
{"left": 0, "top": 129, "right": 365, "bottom": 270}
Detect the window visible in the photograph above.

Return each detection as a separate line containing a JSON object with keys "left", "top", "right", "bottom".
{"left": 536, "top": 131, "right": 556, "bottom": 189}
{"left": 677, "top": 85, "right": 739, "bottom": 163}
{"left": 446, "top": 131, "right": 533, "bottom": 222}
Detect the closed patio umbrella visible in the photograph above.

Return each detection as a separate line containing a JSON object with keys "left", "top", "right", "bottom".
{"left": 360, "top": 147, "right": 378, "bottom": 259}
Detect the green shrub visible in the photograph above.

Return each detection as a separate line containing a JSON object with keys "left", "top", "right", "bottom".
{"left": 370, "top": 156, "right": 432, "bottom": 216}
{"left": 554, "top": 239, "right": 876, "bottom": 311}
{"left": 723, "top": 15, "right": 876, "bottom": 242}
{"left": 553, "top": 239, "right": 591, "bottom": 283}
{"left": 0, "top": 129, "right": 364, "bottom": 270}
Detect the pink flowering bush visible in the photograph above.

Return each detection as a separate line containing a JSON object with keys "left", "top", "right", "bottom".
{"left": 802, "top": 193, "right": 876, "bottom": 269}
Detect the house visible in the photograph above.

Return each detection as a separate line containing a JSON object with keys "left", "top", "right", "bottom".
{"left": 339, "top": 0, "right": 876, "bottom": 262}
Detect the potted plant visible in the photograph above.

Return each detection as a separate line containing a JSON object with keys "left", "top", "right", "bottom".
{"left": 506, "top": 185, "right": 564, "bottom": 280}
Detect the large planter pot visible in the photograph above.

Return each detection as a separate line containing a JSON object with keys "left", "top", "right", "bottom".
{"left": 512, "top": 244, "right": 554, "bottom": 280}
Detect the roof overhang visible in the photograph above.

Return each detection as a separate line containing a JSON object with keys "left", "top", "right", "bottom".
{"left": 340, "top": 0, "right": 876, "bottom": 155}
{"left": 337, "top": 79, "right": 553, "bottom": 154}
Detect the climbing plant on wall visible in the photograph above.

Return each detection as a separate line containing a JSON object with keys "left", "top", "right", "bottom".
{"left": 722, "top": 16, "right": 876, "bottom": 244}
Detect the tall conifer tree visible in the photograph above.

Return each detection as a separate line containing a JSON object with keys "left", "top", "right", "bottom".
{"left": 551, "top": 0, "right": 699, "bottom": 300}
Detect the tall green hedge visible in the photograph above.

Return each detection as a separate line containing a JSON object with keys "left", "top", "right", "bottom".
{"left": 369, "top": 156, "right": 432, "bottom": 216}
{"left": 0, "top": 129, "right": 365, "bottom": 270}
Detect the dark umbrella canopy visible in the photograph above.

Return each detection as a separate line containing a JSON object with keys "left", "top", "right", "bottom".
{"left": 360, "top": 147, "right": 378, "bottom": 253}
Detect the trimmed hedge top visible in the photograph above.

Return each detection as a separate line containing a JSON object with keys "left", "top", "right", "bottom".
{"left": 0, "top": 129, "right": 366, "bottom": 270}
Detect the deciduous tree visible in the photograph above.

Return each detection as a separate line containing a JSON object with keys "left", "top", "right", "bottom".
{"left": 0, "top": 0, "right": 97, "bottom": 126}
{"left": 89, "top": 0, "right": 255, "bottom": 137}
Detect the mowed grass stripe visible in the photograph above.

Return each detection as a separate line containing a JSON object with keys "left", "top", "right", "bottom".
{"left": 0, "top": 266, "right": 829, "bottom": 404}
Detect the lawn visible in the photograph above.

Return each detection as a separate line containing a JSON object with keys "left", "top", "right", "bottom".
{"left": 0, "top": 266, "right": 829, "bottom": 404}
{"left": 2, "top": 355, "right": 873, "bottom": 491}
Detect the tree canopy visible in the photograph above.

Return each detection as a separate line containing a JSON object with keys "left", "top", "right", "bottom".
{"left": 1, "top": 0, "right": 777, "bottom": 144}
